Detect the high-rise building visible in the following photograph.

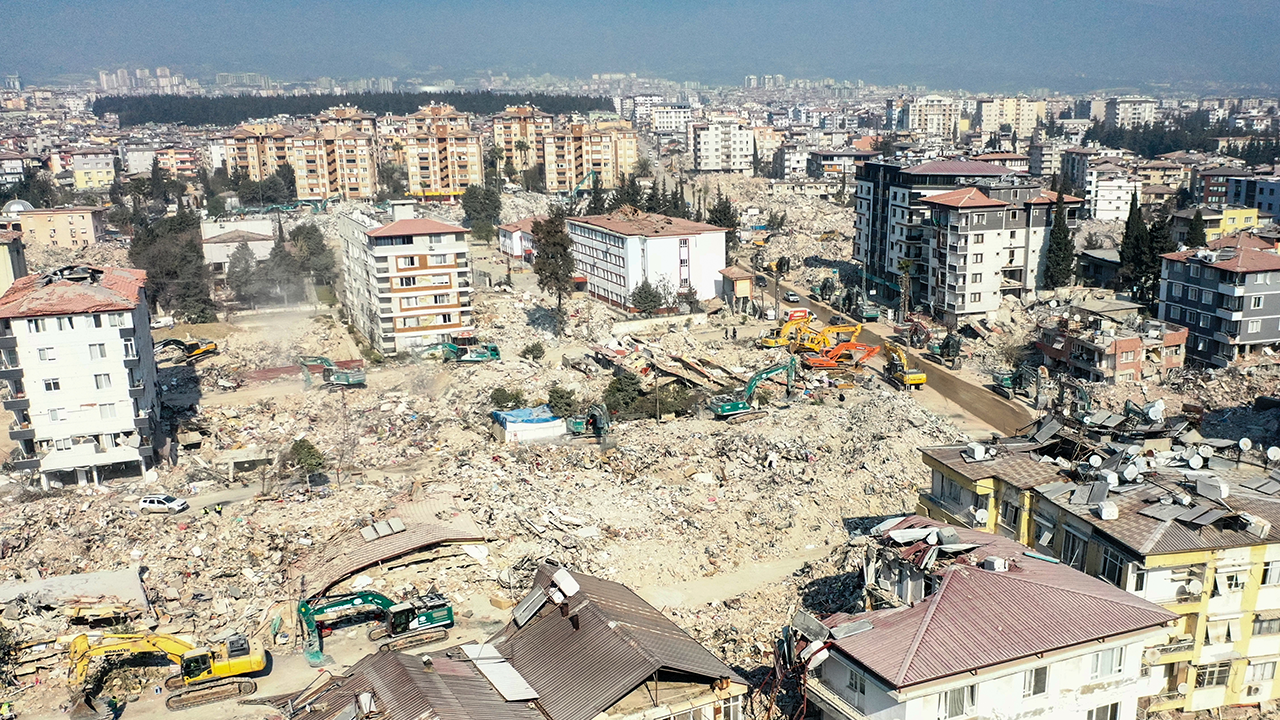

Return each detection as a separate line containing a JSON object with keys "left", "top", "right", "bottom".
{"left": 903, "top": 95, "right": 959, "bottom": 139}
{"left": 744, "top": 75, "right": 758, "bottom": 89}
{"left": 402, "top": 104, "right": 483, "bottom": 200}
{"left": 2, "top": 75, "right": 21, "bottom": 91}
{"left": 492, "top": 106, "right": 554, "bottom": 173}
{"left": 212, "top": 124, "right": 297, "bottom": 183}
{"left": 542, "top": 123, "right": 639, "bottom": 192}
{"left": 1104, "top": 97, "right": 1157, "bottom": 129}
{"left": 973, "top": 97, "right": 1046, "bottom": 137}
{"left": 288, "top": 127, "right": 376, "bottom": 201}
{"left": 115, "top": 68, "right": 131, "bottom": 89}
{"left": 687, "top": 121, "right": 756, "bottom": 175}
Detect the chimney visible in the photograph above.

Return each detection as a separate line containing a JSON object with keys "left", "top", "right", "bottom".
{"left": 389, "top": 199, "right": 416, "bottom": 222}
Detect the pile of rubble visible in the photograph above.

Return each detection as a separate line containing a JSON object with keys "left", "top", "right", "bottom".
{"left": 24, "top": 241, "right": 130, "bottom": 274}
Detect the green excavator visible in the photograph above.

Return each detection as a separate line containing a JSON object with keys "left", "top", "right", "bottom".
{"left": 418, "top": 342, "right": 501, "bottom": 363}
{"left": 299, "top": 356, "right": 366, "bottom": 389}
{"left": 298, "top": 590, "right": 453, "bottom": 666}
{"left": 708, "top": 357, "right": 796, "bottom": 424}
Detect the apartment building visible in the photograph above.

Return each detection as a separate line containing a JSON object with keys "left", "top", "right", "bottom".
{"left": 919, "top": 182, "right": 1083, "bottom": 324}
{"left": 0, "top": 232, "right": 27, "bottom": 296}
{"left": 17, "top": 206, "right": 107, "bottom": 248}
{"left": 903, "top": 95, "right": 958, "bottom": 140}
{"left": 1035, "top": 298, "right": 1188, "bottom": 382}
{"left": 1028, "top": 139, "right": 1073, "bottom": 177}
{"left": 973, "top": 96, "right": 1045, "bottom": 137}
{"left": 288, "top": 127, "right": 376, "bottom": 201}
{"left": 566, "top": 209, "right": 726, "bottom": 308}
{"left": 212, "top": 124, "right": 297, "bottom": 182}
{"left": 852, "top": 159, "right": 1017, "bottom": 312}
{"left": 0, "top": 266, "right": 159, "bottom": 487}
{"left": 687, "top": 121, "right": 756, "bottom": 175}
{"left": 972, "top": 152, "right": 1030, "bottom": 173}
{"left": 1061, "top": 146, "right": 1130, "bottom": 190}
{"left": 542, "top": 122, "right": 639, "bottom": 193}
{"left": 1105, "top": 96, "right": 1158, "bottom": 129}
{"left": 1196, "top": 166, "right": 1253, "bottom": 207}
{"left": 1171, "top": 205, "right": 1262, "bottom": 246}
{"left": 795, "top": 516, "right": 1175, "bottom": 720}
{"left": 649, "top": 103, "right": 692, "bottom": 135}
{"left": 403, "top": 129, "right": 483, "bottom": 200}
{"left": 315, "top": 106, "right": 378, "bottom": 141}
{"left": 69, "top": 148, "right": 115, "bottom": 190}
{"left": 338, "top": 204, "right": 473, "bottom": 355}
{"left": 0, "top": 151, "right": 24, "bottom": 188}
{"left": 1085, "top": 163, "right": 1144, "bottom": 221}
{"left": 1159, "top": 238, "right": 1280, "bottom": 366}
{"left": 1137, "top": 160, "right": 1188, "bottom": 189}
{"left": 406, "top": 104, "right": 472, "bottom": 135}
{"left": 1228, "top": 176, "right": 1280, "bottom": 214}
{"left": 492, "top": 105, "right": 553, "bottom": 173}
{"left": 919, "top": 420, "right": 1280, "bottom": 715}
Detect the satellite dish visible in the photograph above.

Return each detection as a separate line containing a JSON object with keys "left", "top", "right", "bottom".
{"left": 1269, "top": 446, "right": 1280, "bottom": 462}
{"left": 1199, "top": 445, "right": 1214, "bottom": 458}
{"left": 1190, "top": 455, "right": 1204, "bottom": 469}
{"left": 1089, "top": 455, "right": 1103, "bottom": 468}
{"left": 1241, "top": 438, "right": 1254, "bottom": 452}
{"left": 1144, "top": 648, "right": 1162, "bottom": 664}
{"left": 1127, "top": 445, "right": 1142, "bottom": 457}
{"left": 1123, "top": 464, "right": 1140, "bottom": 481}
{"left": 1177, "top": 682, "right": 1190, "bottom": 695}
{"left": 1181, "top": 446, "right": 1198, "bottom": 461}
{"left": 1185, "top": 579, "right": 1204, "bottom": 595}
{"left": 974, "top": 508, "right": 990, "bottom": 524}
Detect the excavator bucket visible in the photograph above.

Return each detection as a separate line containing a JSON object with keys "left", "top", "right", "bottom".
{"left": 69, "top": 693, "right": 112, "bottom": 720}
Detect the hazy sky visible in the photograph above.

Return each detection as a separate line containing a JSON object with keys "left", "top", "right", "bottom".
{"left": 9, "top": 0, "right": 1279, "bottom": 92}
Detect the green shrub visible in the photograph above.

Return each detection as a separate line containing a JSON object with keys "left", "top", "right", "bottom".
{"left": 548, "top": 385, "right": 576, "bottom": 417}
{"left": 288, "top": 438, "right": 325, "bottom": 472}
{"left": 519, "top": 342, "right": 545, "bottom": 361}
{"left": 491, "top": 387, "right": 526, "bottom": 409}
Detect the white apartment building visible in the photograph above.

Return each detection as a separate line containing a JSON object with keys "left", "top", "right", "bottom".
{"left": 687, "top": 122, "right": 756, "bottom": 174}
{"left": 566, "top": 209, "right": 726, "bottom": 309}
{"left": 974, "top": 96, "right": 1046, "bottom": 137}
{"left": 1085, "top": 163, "right": 1144, "bottom": 221}
{"left": 338, "top": 203, "right": 473, "bottom": 355}
{"left": 649, "top": 103, "right": 692, "bottom": 135}
{"left": 1028, "top": 138, "right": 1073, "bottom": 177}
{"left": 0, "top": 151, "right": 26, "bottom": 188}
{"left": 0, "top": 266, "right": 160, "bottom": 488}
{"left": 1105, "top": 97, "right": 1158, "bottom": 129}
{"left": 904, "top": 95, "right": 958, "bottom": 140}
{"left": 796, "top": 517, "right": 1176, "bottom": 720}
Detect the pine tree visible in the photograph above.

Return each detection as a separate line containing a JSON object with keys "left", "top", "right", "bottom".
{"left": 1043, "top": 190, "right": 1075, "bottom": 289}
{"left": 1118, "top": 193, "right": 1152, "bottom": 301}
{"left": 585, "top": 173, "right": 607, "bottom": 215}
{"left": 531, "top": 207, "right": 577, "bottom": 335}
{"left": 707, "top": 191, "right": 739, "bottom": 267}
{"left": 227, "top": 242, "right": 258, "bottom": 301}
{"left": 629, "top": 279, "right": 663, "bottom": 316}
{"left": 1187, "top": 209, "right": 1207, "bottom": 248}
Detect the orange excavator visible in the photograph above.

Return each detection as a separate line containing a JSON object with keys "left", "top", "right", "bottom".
{"left": 801, "top": 341, "right": 881, "bottom": 370}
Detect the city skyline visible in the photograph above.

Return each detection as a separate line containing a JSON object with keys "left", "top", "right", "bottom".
{"left": 6, "top": 0, "right": 1280, "bottom": 94}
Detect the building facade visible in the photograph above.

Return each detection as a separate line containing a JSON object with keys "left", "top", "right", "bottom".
{"left": 70, "top": 148, "right": 115, "bottom": 190}
{"left": 1228, "top": 176, "right": 1280, "bottom": 215}
{"left": 1105, "top": 97, "right": 1157, "bottom": 129}
{"left": 339, "top": 206, "right": 473, "bottom": 355}
{"left": 212, "top": 124, "right": 296, "bottom": 183}
{"left": 687, "top": 121, "right": 756, "bottom": 174}
{"left": 492, "top": 106, "right": 553, "bottom": 173}
{"left": 566, "top": 210, "right": 726, "bottom": 309}
{"left": 1171, "top": 205, "right": 1262, "bottom": 246}
{"left": 18, "top": 207, "right": 107, "bottom": 248}
{"left": 542, "top": 123, "right": 639, "bottom": 193}
{"left": 287, "top": 127, "right": 376, "bottom": 201}
{"left": 0, "top": 266, "right": 159, "bottom": 487}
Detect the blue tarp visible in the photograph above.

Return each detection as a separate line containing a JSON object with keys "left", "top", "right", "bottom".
{"left": 491, "top": 404, "right": 561, "bottom": 429}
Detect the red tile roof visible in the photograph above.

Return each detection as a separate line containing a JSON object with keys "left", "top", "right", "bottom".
{"left": 0, "top": 266, "right": 146, "bottom": 319}
{"left": 905, "top": 160, "right": 1014, "bottom": 176}
{"left": 824, "top": 517, "right": 1175, "bottom": 689}
{"left": 572, "top": 211, "right": 724, "bottom": 238}
{"left": 1162, "top": 246, "right": 1280, "bottom": 273}
{"left": 972, "top": 152, "right": 1028, "bottom": 161}
{"left": 1211, "top": 232, "right": 1275, "bottom": 250}
{"left": 919, "top": 187, "right": 1008, "bottom": 209}
{"left": 498, "top": 216, "right": 546, "bottom": 234}
{"left": 1026, "top": 189, "right": 1085, "bottom": 205}
{"left": 366, "top": 218, "right": 467, "bottom": 238}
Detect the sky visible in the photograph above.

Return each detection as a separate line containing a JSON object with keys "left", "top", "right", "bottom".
{"left": 8, "top": 0, "right": 1279, "bottom": 93}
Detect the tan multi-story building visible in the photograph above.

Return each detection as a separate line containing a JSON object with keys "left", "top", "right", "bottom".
{"left": 904, "top": 95, "right": 959, "bottom": 140}
{"left": 408, "top": 104, "right": 472, "bottom": 135}
{"left": 315, "top": 106, "right": 378, "bottom": 140}
{"left": 69, "top": 148, "right": 115, "bottom": 190}
{"left": 287, "top": 127, "right": 376, "bottom": 201}
{"left": 543, "top": 122, "right": 639, "bottom": 192}
{"left": 493, "top": 105, "right": 553, "bottom": 172}
{"left": 973, "top": 96, "right": 1046, "bottom": 138}
{"left": 213, "top": 124, "right": 297, "bottom": 181}
{"left": 17, "top": 206, "right": 107, "bottom": 248}
{"left": 404, "top": 129, "right": 483, "bottom": 200}
{"left": 154, "top": 145, "right": 200, "bottom": 178}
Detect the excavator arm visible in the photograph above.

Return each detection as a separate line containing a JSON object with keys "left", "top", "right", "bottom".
{"left": 69, "top": 633, "right": 197, "bottom": 686}
{"left": 744, "top": 357, "right": 796, "bottom": 401}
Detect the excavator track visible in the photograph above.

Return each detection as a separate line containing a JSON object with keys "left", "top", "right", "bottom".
{"left": 164, "top": 677, "right": 258, "bottom": 711}
{"left": 726, "top": 410, "right": 769, "bottom": 425}
{"left": 375, "top": 628, "right": 449, "bottom": 653}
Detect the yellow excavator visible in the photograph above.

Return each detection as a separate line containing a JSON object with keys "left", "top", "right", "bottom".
{"left": 757, "top": 314, "right": 813, "bottom": 349}
{"left": 68, "top": 632, "right": 267, "bottom": 713}
{"left": 883, "top": 342, "right": 927, "bottom": 391}
{"left": 789, "top": 323, "right": 863, "bottom": 354}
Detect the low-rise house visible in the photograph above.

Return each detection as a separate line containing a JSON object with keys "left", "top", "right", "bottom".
{"left": 497, "top": 216, "right": 544, "bottom": 262}
{"left": 1036, "top": 297, "right": 1188, "bottom": 383}
{"left": 794, "top": 516, "right": 1175, "bottom": 720}
{"left": 201, "top": 229, "right": 274, "bottom": 288}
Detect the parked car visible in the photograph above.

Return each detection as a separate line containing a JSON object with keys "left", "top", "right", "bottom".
{"left": 150, "top": 316, "right": 175, "bottom": 330}
{"left": 829, "top": 314, "right": 849, "bottom": 325}
{"left": 754, "top": 275, "right": 768, "bottom": 288}
{"left": 783, "top": 291, "right": 800, "bottom": 303}
{"left": 139, "top": 494, "right": 189, "bottom": 514}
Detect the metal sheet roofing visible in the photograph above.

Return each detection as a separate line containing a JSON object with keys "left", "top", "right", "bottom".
{"left": 828, "top": 517, "right": 1176, "bottom": 689}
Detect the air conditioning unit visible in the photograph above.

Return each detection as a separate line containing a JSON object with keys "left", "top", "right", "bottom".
{"left": 1247, "top": 685, "right": 1262, "bottom": 697}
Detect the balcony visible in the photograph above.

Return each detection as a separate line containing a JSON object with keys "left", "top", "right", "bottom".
{"left": 805, "top": 677, "right": 868, "bottom": 720}
{"left": 9, "top": 448, "right": 38, "bottom": 471}
{"left": 1151, "top": 638, "right": 1195, "bottom": 659}
{"left": 8, "top": 420, "right": 32, "bottom": 441}
{"left": 3, "top": 394, "right": 28, "bottom": 411}
{"left": 0, "top": 335, "right": 15, "bottom": 350}
{"left": 128, "top": 384, "right": 147, "bottom": 399}
{"left": 134, "top": 413, "right": 152, "bottom": 431}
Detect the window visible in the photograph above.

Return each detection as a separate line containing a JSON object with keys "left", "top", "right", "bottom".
{"left": 49, "top": 408, "right": 64, "bottom": 422}
{"left": 56, "top": 317, "right": 73, "bottom": 331}
{"left": 428, "top": 254, "right": 449, "bottom": 265}
{"left": 42, "top": 378, "right": 60, "bottom": 392}
{"left": 27, "top": 318, "right": 46, "bottom": 333}
{"left": 1196, "top": 661, "right": 1232, "bottom": 688}
{"left": 37, "top": 347, "right": 54, "bottom": 361}
{"left": 937, "top": 685, "right": 975, "bottom": 719}
{"left": 99, "top": 403, "right": 117, "bottom": 419}
{"left": 1253, "top": 295, "right": 1265, "bottom": 309}
{"left": 398, "top": 256, "right": 418, "bottom": 269}
{"left": 1255, "top": 273, "right": 1266, "bottom": 284}
{"left": 1171, "top": 283, "right": 1182, "bottom": 297}
{"left": 1254, "top": 615, "right": 1280, "bottom": 635}
{"left": 1099, "top": 545, "right": 1125, "bottom": 587}
{"left": 1187, "top": 311, "right": 1198, "bottom": 325}
{"left": 1249, "top": 319, "right": 1262, "bottom": 333}
{"left": 1087, "top": 703, "right": 1119, "bottom": 720}
{"left": 1249, "top": 661, "right": 1277, "bottom": 682}
{"left": 433, "top": 294, "right": 450, "bottom": 305}
{"left": 1132, "top": 568, "right": 1147, "bottom": 592}
{"left": 94, "top": 373, "right": 111, "bottom": 390}
{"left": 973, "top": 253, "right": 983, "bottom": 264}
{"left": 1203, "top": 290, "right": 1215, "bottom": 305}
{"left": 1263, "top": 561, "right": 1280, "bottom": 586}
{"left": 1191, "top": 265, "right": 1201, "bottom": 278}
{"left": 108, "top": 313, "right": 125, "bottom": 327}
{"left": 1200, "top": 314, "right": 1211, "bottom": 328}
{"left": 1059, "top": 529, "right": 1086, "bottom": 570}
{"left": 398, "top": 277, "right": 417, "bottom": 288}
{"left": 88, "top": 343, "right": 106, "bottom": 359}
{"left": 1187, "top": 287, "right": 1199, "bottom": 301}
{"left": 1000, "top": 499, "right": 1021, "bottom": 529}
{"left": 1120, "top": 350, "right": 1135, "bottom": 362}
{"left": 846, "top": 669, "right": 867, "bottom": 712}
{"left": 1090, "top": 647, "right": 1123, "bottom": 679}
{"left": 1022, "top": 666, "right": 1047, "bottom": 698}
{"left": 123, "top": 337, "right": 136, "bottom": 359}
{"left": 974, "top": 233, "right": 984, "bottom": 244}
{"left": 969, "top": 292, "right": 981, "bottom": 303}
{"left": 1169, "top": 306, "right": 1181, "bottom": 320}
{"left": 971, "top": 273, "right": 982, "bottom": 283}
{"left": 91, "top": 314, "right": 103, "bottom": 328}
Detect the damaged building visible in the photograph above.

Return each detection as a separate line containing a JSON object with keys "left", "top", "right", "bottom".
{"left": 1035, "top": 296, "right": 1188, "bottom": 383}
{"left": 787, "top": 516, "right": 1175, "bottom": 720}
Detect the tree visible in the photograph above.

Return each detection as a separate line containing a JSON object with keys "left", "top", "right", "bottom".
{"left": 206, "top": 193, "right": 227, "bottom": 217}
{"left": 150, "top": 156, "right": 168, "bottom": 203}
{"left": 630, "top": 279, "right": 663, "bottom": 316}
{"left": 128, "top": 212, "right": 218, "bottom": 322}
{"left": 490, "top": 387, "right": 525, "bottom": 409}
{"left": 547, "top": 385, "right": 576, "bottom": 417}
{"left": 707, "top": 191, "right": 740, "bottom": 266}
{"left": 461, "top": 183, "right": 501, "bottom": 225}
{"left": 772, "top": 256, "right": 791, "bottom": 321}
{"left": 288, "top": 438, "right": 326, "bottom": 472}
{"left": 766, "top": 211, "right": 787, "bottom": 231}
{"left": 275, "top": 163, "right": 295, "bottom": 200}
{"left": 377, "top": 163, "right": 407, "bottom": 200}
{"left": 603, "top": 372, "right": 642, "bottom": 413}
{"left": 1146, "top": 218, "right": 1177, "bottom": 302}
{"left": 227, "top": 242, "right": 258, "bottom": 301}
{"left": 265, "top": 235, "right": 302, "bottom": 303}
{"left": 633, "top": 157, "right": 653, "bottom": 177}
{"left": 872, "top": 134, "right": 896, "bottom": 155}
{"left": 585, "top": 173, "right": 607, "bottom": 215}
{"left": 897, "top": 258, "right": 913, "bottom": 319}
{"left": 1187, "top": 209, "right": 1207, "bottom": 248}
{"left": 531, "top": 208, "right": 577, "bottom": 335}
{"left": 513, "top": 140, "right": 531, "bottom": 171}
{"left": 1043, "top": 190, "right": 1076, "bottom": 288}
{"left": 1118, "top": 193, "right": 1153, "bottom": 302}
{"left": 289, "top": 223, "right": 336, "bottom": 284}
{"left": 519, "top": 342, "right": 545, "bottom": 361}
{"left": 503, "top": 157, "right": 518, "bottom": 181}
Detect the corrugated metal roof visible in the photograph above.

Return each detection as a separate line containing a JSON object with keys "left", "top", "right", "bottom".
{"left": 830, "top": 517, "right": 1176, "bottom": 689}
{"left": 492, "top": 564, "right": 744, "bottom": 720}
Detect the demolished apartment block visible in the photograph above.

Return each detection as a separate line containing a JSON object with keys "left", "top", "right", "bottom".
{"left": 262, "top": 561, "right": 748, "bottom": 720}
{"left": 1035, "top": 296, "right": 1188, "bottom": 383}
{"left": 919, "top": 414, "right": 1280, "bottom": 714}
{"left": 787, "top": 516, "right": 1175, "bottom": 720}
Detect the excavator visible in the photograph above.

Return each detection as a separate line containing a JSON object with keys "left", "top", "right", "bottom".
{"left": 154, "top": 338, "right": 218, "bottom": 362}
{"left": 298, "top": 590, "right": 453, "bottom": 666}
{"left": 907, "top": 321, "right": 934, "bottom": 349}
{"left": 883, "top": 342, "right": 927, "bottom": 391}
{"left": 757, "top": 314, "right": 812, "bottom": 349}
{"left": 801, "top": 341, "right": 881, "bottom": 370}
{"left": 991, "top": 365, "right": 1042, "bottom": 400}
{"left": 789, "top": 323, "right": 863, "bottom": 354}
{"left": 565, "top": 403, "right": 610, "bottom": 439}
{"left": 67, "top": 632, "right": 266, "bottom": 713}
{"left": 418, "top": 341, "right": 501, "bottom": 363}
{"left": 923, "top": 333, "right": 964, "bottom": 370}
{"left": 299, "top": 356, "right": 366, "bottom": 390}
{"left": 708, "top": 357, "right": 796, "bottom": 423}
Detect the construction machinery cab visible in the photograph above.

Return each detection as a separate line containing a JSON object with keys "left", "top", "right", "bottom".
{"left": 180, "top": 650, "right": 213, "bottom": 681}
{"left": 883, "top": 342, "right": 927, "bottom": 391}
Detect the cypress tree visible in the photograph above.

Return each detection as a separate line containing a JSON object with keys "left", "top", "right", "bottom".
{"left": 1043, "top": 190, "right": 1075, "bottom": 288}
{"left": 1186, "top": 209, "right": 1207, "bottom": 248}
{"left": 1118, "top": 194, "right": 1152, "bottom": 301}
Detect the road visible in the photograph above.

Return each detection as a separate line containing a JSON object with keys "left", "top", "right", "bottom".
{"left": 750, "top": 267, "right": 1034, "bottom": 436}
